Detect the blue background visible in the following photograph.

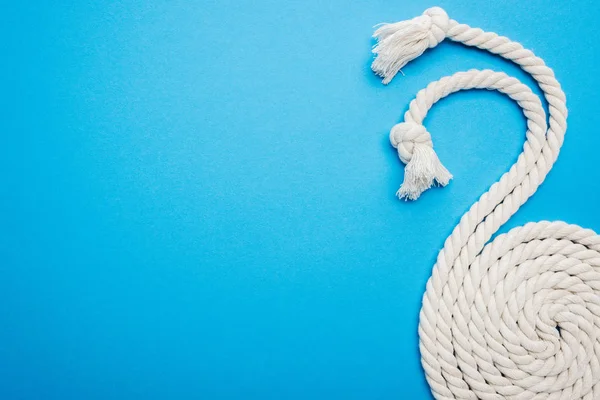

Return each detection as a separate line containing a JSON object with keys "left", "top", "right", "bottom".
{"left": 3, "top": 1, "right": 600, "bottom": 399}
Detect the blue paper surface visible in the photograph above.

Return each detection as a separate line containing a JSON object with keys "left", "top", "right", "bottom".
{"left": 2, "top": 1, "right": 600, "bottom": 398}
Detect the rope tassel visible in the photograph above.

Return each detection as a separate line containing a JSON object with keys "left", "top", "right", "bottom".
{"left": 399, "top": 145, "right": 452, "bottom": 200}
{"left": 389, "top": 122, "right": 452, "bottom": 200}
{"left": 372, "top": 7, "right": 449, "bottom": 84}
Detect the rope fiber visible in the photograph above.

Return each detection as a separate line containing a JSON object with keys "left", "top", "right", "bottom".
{"left": 371, "top": 7, "right": 600, "bottom": 400}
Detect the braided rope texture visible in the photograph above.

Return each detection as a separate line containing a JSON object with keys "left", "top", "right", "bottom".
{"left": 371, "top": 7, "right": 600, "bottom": 400}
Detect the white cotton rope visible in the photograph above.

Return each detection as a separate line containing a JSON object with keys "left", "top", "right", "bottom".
{"left": 371, "top": 7, "right": 600, "bottom": 400}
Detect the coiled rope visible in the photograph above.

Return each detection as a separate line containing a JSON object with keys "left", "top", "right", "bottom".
{"left": 371, "top": 7, "right": 600, "bottom": 400}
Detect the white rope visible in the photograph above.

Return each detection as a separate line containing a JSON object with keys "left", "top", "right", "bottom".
{"left": 371, "top": 7, "right": 600, "bottom": 400}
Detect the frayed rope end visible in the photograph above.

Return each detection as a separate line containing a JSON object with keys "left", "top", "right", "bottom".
{"left": 397, "top": 145, "right": 452, "bottom": 201}
{"left": 371, "top": 17, "right": 431, "bottom": 84}
{"left": 371, "top": 7, "right": 449, "bottom": 84}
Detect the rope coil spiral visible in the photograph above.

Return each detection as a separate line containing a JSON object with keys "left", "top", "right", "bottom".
{"left": 371, "top": 7, "right": 600, "bottom": 399}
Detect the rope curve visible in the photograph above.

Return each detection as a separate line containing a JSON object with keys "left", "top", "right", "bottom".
{"left": 370, "top": 7, "right": 600, "bottom": 400}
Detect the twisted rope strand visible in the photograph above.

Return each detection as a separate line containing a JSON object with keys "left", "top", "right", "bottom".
{"left": 370, "top": 7, "right": 600, "bottom": 400}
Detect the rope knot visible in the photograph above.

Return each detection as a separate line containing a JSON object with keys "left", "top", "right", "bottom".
{"left": 372, "top": 7, "right": 449, "bottom": 84}
{"left": 389, "top": 122, "right": 432, "bottom": 164}
{"left": 389, "top": 122, "right": 452, "bottom": 200}
{"left": 423, "top": 7, "right": 449, "bottom": 48}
